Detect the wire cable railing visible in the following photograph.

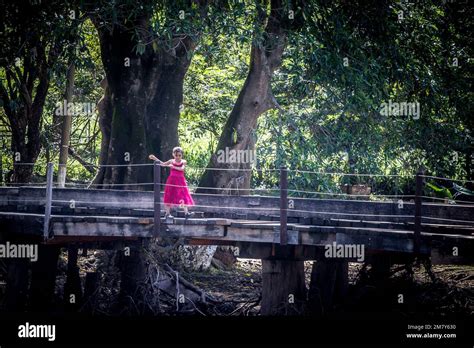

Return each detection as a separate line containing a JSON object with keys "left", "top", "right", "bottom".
{"left": 3, "top": 198, "right": 472, "bottom": 227}
{"left": 3, "top": 162, "right": 473, "bottom": 205}
{"left": 1, "top": 161, "right": 473, "bottom": 245}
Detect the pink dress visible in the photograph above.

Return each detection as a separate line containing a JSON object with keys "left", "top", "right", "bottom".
{"left": 163, "top": 161, "right": 194, "bottom": 206}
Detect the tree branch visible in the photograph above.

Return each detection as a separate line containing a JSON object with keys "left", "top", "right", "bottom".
{"left": 68, "top": 147, "right": 97, "bottom": 174}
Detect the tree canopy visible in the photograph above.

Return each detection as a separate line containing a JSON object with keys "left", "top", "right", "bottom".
{"left": 1, "top": 0, "right": 472, "bottom": 196}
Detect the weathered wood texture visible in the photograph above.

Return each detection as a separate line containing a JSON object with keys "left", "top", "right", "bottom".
{"left": 118, "top": 241, "right": 150, "bottom": 314}
{"left": 0, "top": 212, "right": 473, "bottom": 260}
{"left": 3, "top": 258, "right": 30, "bottom": 311}
{"left": 308, "top": 259, "right": 349, "bottom": 315}
{"left": 0, "top": 187, "right": 473, "bottom": 263}
{"left": 1, "top": 187, "right": 473, "bottom": 225}
{"left": 64, "top": 246, "right": 83, "bottom": 311}
{"left": 261, "top": 259, "right": 306, "bottom": 315}
{"left": 28, "top": 244, "right": 60, "bottom": 311}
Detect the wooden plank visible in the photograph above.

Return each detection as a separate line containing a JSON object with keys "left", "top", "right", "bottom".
{"left": 327, "top": 217, "right": 474, "bottom": 235}
{"left": 273, "top": 228, "right": 299, "bottom": 245}
{"left": 225, "top": 226, "right": 274, "bottom": 243}
{"left": 170, "top": 218, "right": 230, "bottom": 226}
{"left": 52, "top": 221, "right": 153, "bottom": 238}
{"left": 164, "top": 223, "right": 224, "bottom": 237}
{"left": 45, "top": 236, "right": 140, "bottom": 244}
{"left": 285, "top": 224, "right": 322, "bottom": 232}
{"left": 228, "top": 220, "right": 274, "bottom": 226}
{"left": 1, "top": 211, "right": 473, "bottom": 257}
{"left": 230, "top": 221, "right": 322, "bottom": 232}
{"left": 2, "top": 186, "right": 473, "bottom": 223}
{"left": 230, "top": 221, "right": 279, "bottom": 229}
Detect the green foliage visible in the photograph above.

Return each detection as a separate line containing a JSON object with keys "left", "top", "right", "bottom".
{"left": 256, "top": 0, "right": 472, "bottom": 196}
{"left": 425, "top": 182, "right": 453, "bottom": 199}
{"left": 0, "top": 0, "right": 471, "bottom": 197}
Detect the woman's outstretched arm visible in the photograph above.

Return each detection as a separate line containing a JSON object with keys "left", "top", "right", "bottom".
{"left": 149, "top": 154, "right": 173, "bottom": 166}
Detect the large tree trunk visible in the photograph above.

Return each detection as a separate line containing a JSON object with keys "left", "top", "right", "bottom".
{"left": 93, "top": 5, "right": 205, "bottom": 189}
{"left": 94, "top": 16, "right": 158, "bottom": 189}
{"left": 197, "top": 0, "right": 293, "bottom": 269}
{"left": 92, "top": 11, "right": 162, "bottom": 315}
{"left": 146, "top": 40, "right": 196, "bottom": 177}
{"left": 197, "top": 0, "right": 290, "bottom": 194}
{"left": 91, "top": 0, "right": 210, "bottom": 310}
{"left": 145, "top": 37, "right": 197, "bottom": 188}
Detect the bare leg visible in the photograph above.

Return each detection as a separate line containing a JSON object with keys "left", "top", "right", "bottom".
{"left": 164, "top": 204, "right": 171, "bottom": 216}
{"left": 184, "top": 206, "right": 194, "bottom": 218}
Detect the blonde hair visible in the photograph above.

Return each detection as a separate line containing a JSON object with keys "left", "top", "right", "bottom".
{"left": 173, "top": 146, "right": 183, "bottom": 155}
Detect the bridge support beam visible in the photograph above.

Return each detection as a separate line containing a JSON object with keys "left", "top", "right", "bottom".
{"left": 261, "top": 259, "right": 306, "bottom": 315}
{"left": 368, "top": 254, "right": 392, "bottom": 281}
{"left": 64, "top": 246, "right": 83, "bottom": 311}
{"left": 29, "top": 244, "right": 61, "bottom": 311}
{"left": 118, "top": 240, "right": 150, "bottom": 314}
{"left": 83, "top": 272, "right": 99, "bottom": 314}
{"left": 308, "top": 259, "right": 348, "bottom": 315}
{"left": 4, "top": 258, "right": 30, "bottom": 311}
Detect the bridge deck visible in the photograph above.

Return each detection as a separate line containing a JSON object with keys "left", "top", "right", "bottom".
{"left": 1, "top": 187, "right": 473, "bottom": 262}
{"left": 1, "top": 211, "right": 472, "bottom": 259}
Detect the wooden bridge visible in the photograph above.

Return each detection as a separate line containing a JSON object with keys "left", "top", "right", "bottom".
{"left": 1, "top": 186, "right": 473, "bottom": 258}
{"left": 0, "top": 163, "right": 473, "bottom": 314}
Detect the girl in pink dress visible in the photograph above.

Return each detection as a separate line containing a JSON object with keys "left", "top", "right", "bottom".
{"left": 149, "top": 147, "right": 194, "bottom": 218}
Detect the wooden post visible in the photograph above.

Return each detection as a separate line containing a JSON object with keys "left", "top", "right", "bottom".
{"left": 29, "top": 244, "right": 60, "bottom": 311}
{"left": 414, "top": 168, "right": 424, "bottom": 254}
{"left": 280, "top": 166, "right": 288, "bottom": 245}
{"left": 154, "top": 161, "right": 161, "bottom": 237}
{"left": 261, "top": 259, "right": 306, "bottom": 315}
{"left": 370, "top": 254, "right": 391, "bottom": 280}
{"left": 308, "top": 259, "right": 337, "bottom": 314}
{"left": 64, "top": 246, "right": 82, "bottom": 311}
{"left": 118, "top": 241, "right": 149, "bottom": 314}
{"left": 43, "top": 162, "right": 54, "bottom": 240}
{"left": 4, "top": 258, "right": 30, "bottom": 311}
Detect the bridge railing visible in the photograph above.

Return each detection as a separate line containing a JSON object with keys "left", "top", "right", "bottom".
{"left": 1, "top": 161, "right": 473, "bottom": 253}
